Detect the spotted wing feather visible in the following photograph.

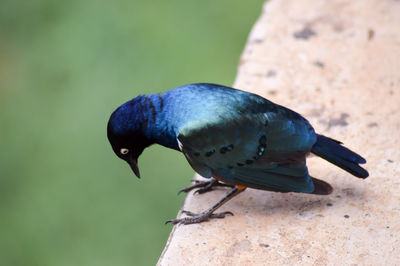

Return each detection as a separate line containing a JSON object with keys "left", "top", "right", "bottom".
{"left": 177, "top": 109, "right": 318, "bottom": 193}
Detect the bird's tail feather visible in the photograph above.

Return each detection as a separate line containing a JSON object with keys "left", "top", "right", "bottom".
{"left": 311, "top": 134, "right": 369, "bottom": 178}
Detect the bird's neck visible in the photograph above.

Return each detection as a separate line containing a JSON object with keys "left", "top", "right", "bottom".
{"left": 137, "top": 93, "right": 179, "bottom": 151}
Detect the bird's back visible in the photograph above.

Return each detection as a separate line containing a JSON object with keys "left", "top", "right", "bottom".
{"left": 162, "top": 83, "right": 304, "bottom": 129}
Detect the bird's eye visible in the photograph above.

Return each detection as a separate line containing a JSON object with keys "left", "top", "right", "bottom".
{"left": 120, "top": 148, "right": 129, "bottom": 155}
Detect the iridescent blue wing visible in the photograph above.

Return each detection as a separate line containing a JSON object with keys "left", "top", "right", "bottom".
{"left": 177, "top": 107, "right": 317, "bottom": 193}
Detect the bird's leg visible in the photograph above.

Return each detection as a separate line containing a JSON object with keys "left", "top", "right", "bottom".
{"left": 178, "top": 177, "right": 234, "bottom": 194}
{"left": 166, "top": 186, "right": 246, "bottom": 225}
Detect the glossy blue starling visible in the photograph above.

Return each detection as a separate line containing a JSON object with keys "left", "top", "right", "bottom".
{"left": 107, "top": 83, "right": 369, "bottom": 225}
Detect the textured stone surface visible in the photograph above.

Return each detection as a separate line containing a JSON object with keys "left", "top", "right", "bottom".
{"left": 158, "top": 0, "right": 400, "bottom": 265}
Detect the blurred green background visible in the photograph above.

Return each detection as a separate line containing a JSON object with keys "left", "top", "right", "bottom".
{"left": 0, "top": 1, "right": 264, "bottom": 265}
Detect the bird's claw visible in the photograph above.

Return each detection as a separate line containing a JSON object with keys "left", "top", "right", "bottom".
{"left": 165, "top": 210, "right": 234, "bottom": 225}
{"left": 177, "top": 178, "right": 234, "bottom": 195}
{"left": 177, "top": 180, "right": 205, "bottom": 194}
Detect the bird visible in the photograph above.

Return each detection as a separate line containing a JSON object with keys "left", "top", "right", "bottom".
{"left": 107, "top": 83, "right": 369, "bottom": 225}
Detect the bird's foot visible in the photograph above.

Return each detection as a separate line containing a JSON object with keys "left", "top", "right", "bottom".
{"left": 178, "top": 178, "right": 234, "bottom": 194}
{"left": 165, "top": 210, "right": 234, "bottom": 225}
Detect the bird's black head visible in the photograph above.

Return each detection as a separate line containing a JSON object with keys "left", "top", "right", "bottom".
{"left": 107, "top": 98, "right": 153, "bottom": 178}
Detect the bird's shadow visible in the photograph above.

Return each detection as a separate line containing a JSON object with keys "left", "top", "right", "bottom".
{"left": 225, "top": 180, "right": 367, "bottom": 217}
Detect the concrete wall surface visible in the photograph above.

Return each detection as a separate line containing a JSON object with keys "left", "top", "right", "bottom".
{"left": 159, "top": 0, "right": 400, "bottom": 265}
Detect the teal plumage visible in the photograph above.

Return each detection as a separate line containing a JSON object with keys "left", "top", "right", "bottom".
{"left": 107, "top": 83, "right": 369, "bottom": 224}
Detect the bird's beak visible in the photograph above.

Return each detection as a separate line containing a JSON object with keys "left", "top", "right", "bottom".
{"left": 128, "top": 156, "right": 141, "bottom": 179}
